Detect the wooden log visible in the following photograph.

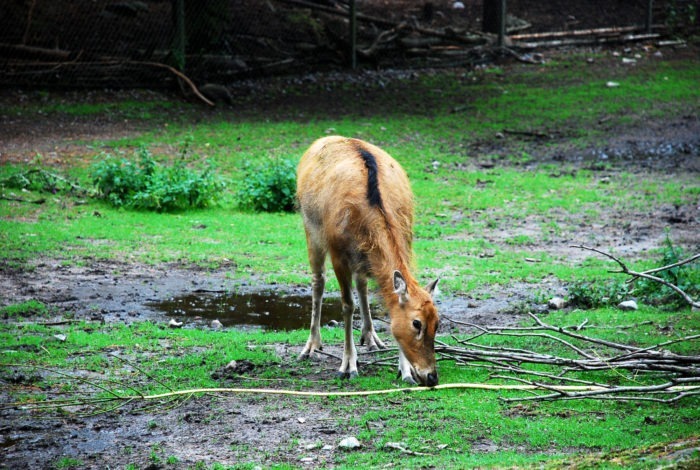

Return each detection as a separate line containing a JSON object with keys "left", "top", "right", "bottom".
{"left": 0, "top": 43, "right": 72, "bottom": 61}
{"left": 511, "top": 25, "right": 644, "bottom": 40}
{"left": 514, "top": 33, "right": 660, "bottom": 50}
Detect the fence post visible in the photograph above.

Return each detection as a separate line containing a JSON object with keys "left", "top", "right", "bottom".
{"left": 645, "top": 0, "right": 653, "bottom": 33}
{"left": 349, "top": 0, "right": 357, "bottom": 69}
{"left": 483, "top": 0, "right": 507, "bottom": 47}
{"left": 172, "top": 0, "right": 186, "bottom": 71}
{"left": 498, "top": 0, "right": 506, "bottom": 47}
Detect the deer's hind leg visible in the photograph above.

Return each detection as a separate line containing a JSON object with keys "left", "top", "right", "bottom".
{"left": 299, "top": 227, "right": 327, "bottom": 360}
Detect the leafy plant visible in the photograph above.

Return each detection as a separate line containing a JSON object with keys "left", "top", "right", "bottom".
{"left": 0, "top": 168, "right": 84, "bottom": 194}
{"left": 90, "top": 147, "right": 226, "bottom": 211}
{"left": 567, "top": 278, "right": 629, "bottom": 309}
{"left": 90, "top": 148, "right": 154, "bottom": 206}
{"left": 665, "top": 0, "right": 697, "bottom": 33}
{"left": 632, "top": 235, "right": 700, "bottom": 309}
{"left": 235, "top": 157, "right": 297, "bottom": 213}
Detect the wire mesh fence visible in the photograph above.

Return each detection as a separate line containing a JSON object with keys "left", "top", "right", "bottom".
{"left": 0, "top": 0, "right": 696, "bottom": 89}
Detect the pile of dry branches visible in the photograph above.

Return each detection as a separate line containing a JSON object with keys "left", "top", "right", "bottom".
{"left": 438, "top": 313, "right": 699, "bottom": 403}
{"left": 432, "top": 244, "right": 700, "bottom": 403}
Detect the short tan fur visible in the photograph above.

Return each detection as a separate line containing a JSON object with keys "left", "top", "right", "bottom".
{"left": 296, "top": 136, "right": 439, "bottom": 386}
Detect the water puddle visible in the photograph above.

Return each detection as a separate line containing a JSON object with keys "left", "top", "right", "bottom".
{"left": 149, "top": 291, "right": 345, "bottom": 330}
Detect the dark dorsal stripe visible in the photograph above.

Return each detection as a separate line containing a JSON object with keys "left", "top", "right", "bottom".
{"left": 358, "top": 148, "right": 384, "bottom": 210}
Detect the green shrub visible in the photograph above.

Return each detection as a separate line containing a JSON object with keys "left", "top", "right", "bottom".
{"left": 632, "top": 236, "right": 699, "bottom": 310}
{"left": 567, "top": 278, "right": 629, "bottom": 309}
{"left": 568, "top": 237, "right": 698, "bottom": 310}
{"left": 235, "top": 158, "right": 297, "bottom": 213}
{"left": 90, "top": 147, "right": 226, "bottom": 212}
{"left": 0, "top": 168, "right": 82, "bottom": 194}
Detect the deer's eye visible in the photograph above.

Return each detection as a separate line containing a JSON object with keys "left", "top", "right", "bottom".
{"left": 412, "top": 319, "right": 422, "bottom": 331}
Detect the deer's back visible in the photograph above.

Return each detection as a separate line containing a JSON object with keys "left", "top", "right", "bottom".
{"left": 297, "top": 136, "right": 414, "bottom": 259}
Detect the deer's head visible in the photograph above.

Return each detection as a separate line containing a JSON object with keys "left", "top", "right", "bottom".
{"left": 390, "top": 271, "right": 439, "bottom": 386}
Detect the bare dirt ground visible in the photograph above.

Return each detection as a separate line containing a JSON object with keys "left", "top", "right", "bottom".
{"left": 2, "top": 44, "right": 700, "bottom": 470}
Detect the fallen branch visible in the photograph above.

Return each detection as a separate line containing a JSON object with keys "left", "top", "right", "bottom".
{"left": 276, "top": 0, "right": 489, "bottom": 46}
{"left": 4, "top": 362, "right": 698, "bottom": 413}
{"left": 124, "top": 61, "right": 214, "bottom": 106}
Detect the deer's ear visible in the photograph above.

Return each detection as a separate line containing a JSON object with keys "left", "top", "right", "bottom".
{"left": 393, "top": 270, "right": 409, "bottom": 305}
{"left": 425, "top": 278, "right": 440, "bottom": 300}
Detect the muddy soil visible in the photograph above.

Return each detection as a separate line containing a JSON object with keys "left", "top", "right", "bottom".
{"left": 2, "top": 51, "right": 700, "bottom": 470}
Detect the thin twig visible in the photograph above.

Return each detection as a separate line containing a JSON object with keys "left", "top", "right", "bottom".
{"left": 571, "top": 245, "right": 700, "bottom": 308}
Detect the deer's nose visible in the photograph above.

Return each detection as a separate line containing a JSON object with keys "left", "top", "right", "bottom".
{"left": 426, "top": 372, "right": 438, "bottom": 387}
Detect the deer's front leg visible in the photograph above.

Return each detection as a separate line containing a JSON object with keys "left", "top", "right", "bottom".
{"left": 355, "top": 274, "right": 386, "bottom": 351}
{"left": 334, "top": 262, "right": 358, "bottom": 379}
{"left": 299, "top": 270, "right": 325, "bottom": 360}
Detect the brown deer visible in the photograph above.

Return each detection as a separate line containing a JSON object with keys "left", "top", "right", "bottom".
{"left": 296, "top": 136, "right": 439, "bottom": 386}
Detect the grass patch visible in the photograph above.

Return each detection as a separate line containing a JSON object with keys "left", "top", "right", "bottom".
{"left": 0, "top": 299, "right": 50, "bottom": 318}
{"left": 1, "top": 306, "right": 697, "bottom": 468}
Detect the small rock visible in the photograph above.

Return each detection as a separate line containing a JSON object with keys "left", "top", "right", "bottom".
{"left": 339, "top": 436, "right": 361, "bottom": 449}
{"left": 606, "top": 81, "right": 620, "bottom": 88}
{"left": 618, "top": 300, "right": 638, "bottom": 311}
{"left": 621, "top": 57, "right": 637, "bottom": 65}
{"left": 299, "top": 456, "right": 314, "bottom": 463}
{"left": 322, "top": 444, "right": 333, "bottom": 451}
{"left": 53, "top": 334, "right": 67, "bottom": 342}
{"left": 224, "top": 360, "right": 238, "bottom": 370}
{"left": 548, "top": 297, "right": 567, "bottom": 310}
{"left": 168, "top": 319, "right": 183, "bottom": 328}
{"left": 211, "top": 319, "right": 223, "bottom": 329}
{"left": 452, "top": 2, "right": 465, "bottom": 9}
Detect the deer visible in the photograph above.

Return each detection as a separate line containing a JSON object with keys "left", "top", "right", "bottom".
{"left": 296, "top": 136, "right": 440, "bottom": 386}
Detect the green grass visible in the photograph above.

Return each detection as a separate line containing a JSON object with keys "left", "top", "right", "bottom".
{"left": 1, "top": 166, "right": 695, "bottom": 293}
{"left": 1, "top": 307, "right": 697, "bottom": 468}
{"left": 1, "top": 50, "right": 699, "bottom": 468}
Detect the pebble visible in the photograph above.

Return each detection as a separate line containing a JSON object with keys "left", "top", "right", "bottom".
{"left": 548, "top": 297, "right": 567, "bottom": 310}
{"left": 339, "top": 436, "right": 361, "bottom": 449}
{"left": 211, "top": 319, "right": 223, "bottom": 329}
{"left": 618, "top": 300, "right": 638, "bottom": 311}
